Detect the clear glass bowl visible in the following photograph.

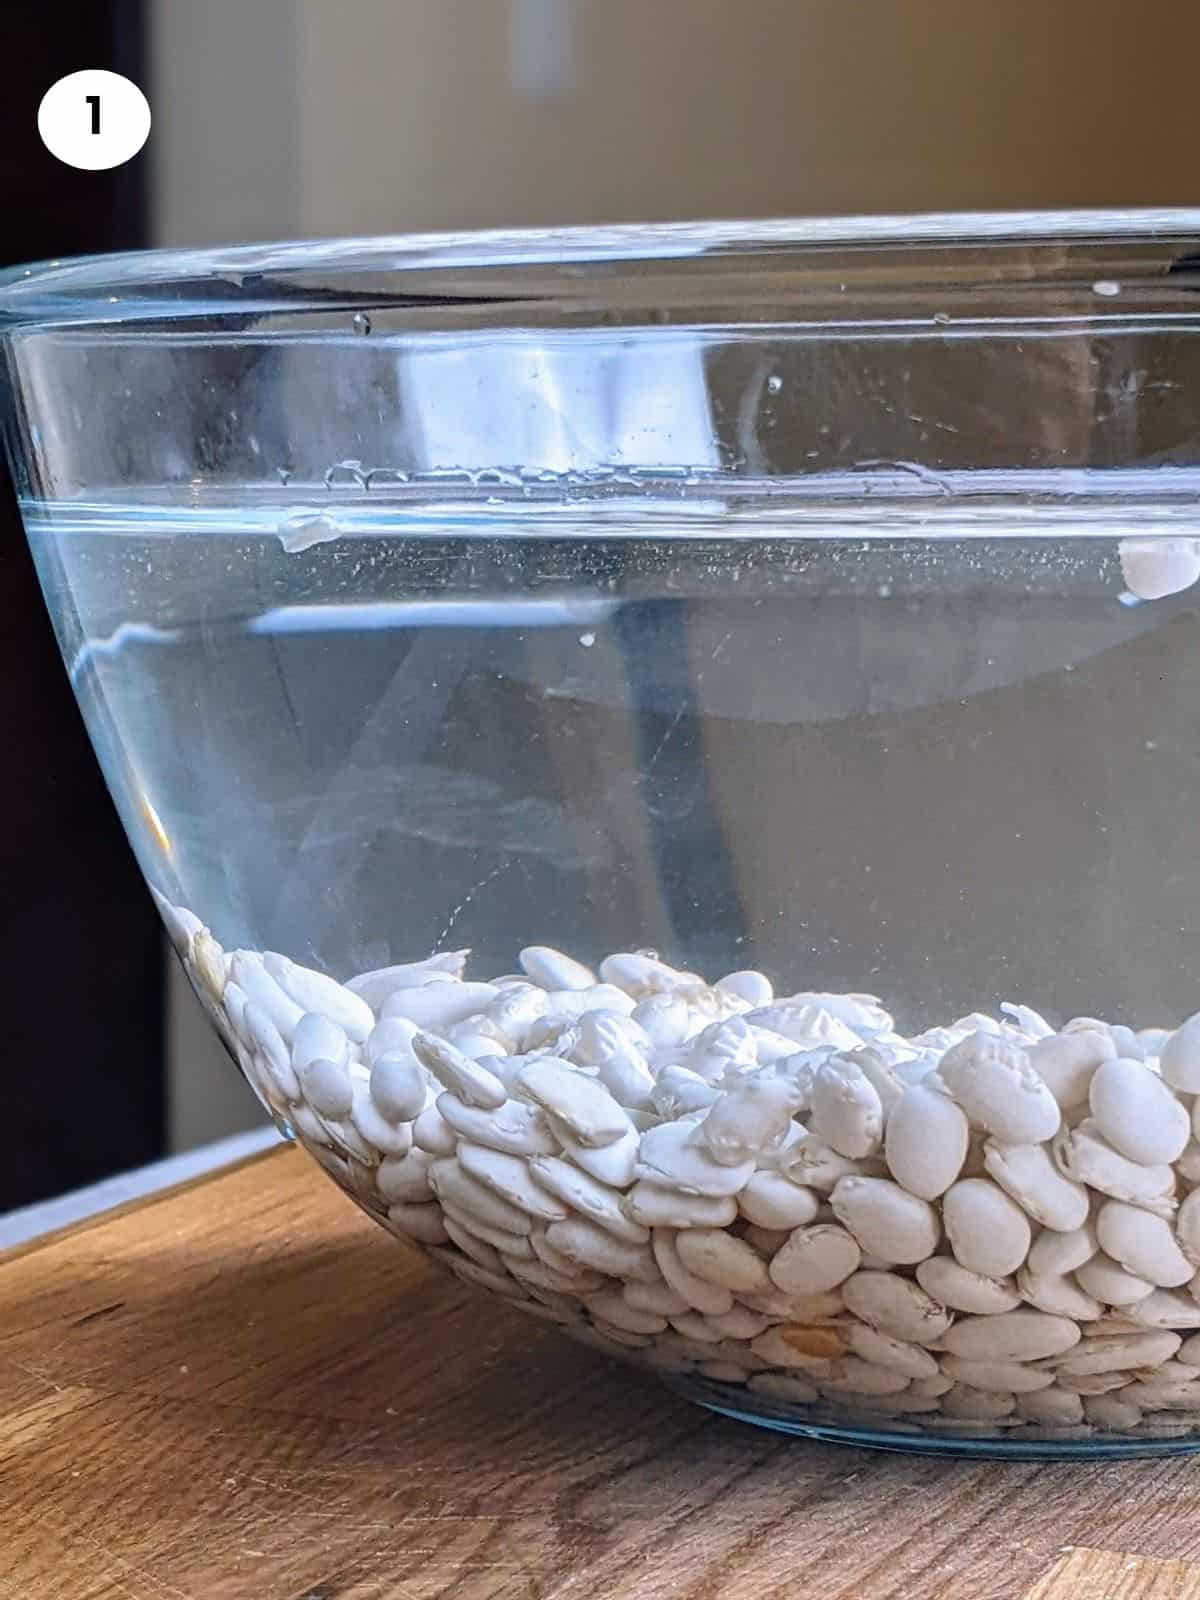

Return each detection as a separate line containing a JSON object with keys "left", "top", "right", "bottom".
{"left": 5, "top": 212, "right": 1200, "bottom": 1457}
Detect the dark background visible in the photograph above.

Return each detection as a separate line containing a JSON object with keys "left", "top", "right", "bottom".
{"left": 0, "top": 1, "right": 162, "bottom": 1210}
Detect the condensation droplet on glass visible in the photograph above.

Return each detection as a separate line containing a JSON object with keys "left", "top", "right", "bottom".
{"left": 1092, "top": 280, "right": 1121, "bottom": 298}
{"left": 766, "top": 375, "right": 783, "bottom": 394}
{"left": 578, "top": 632, "right": 596, "bottom": 648}
{"left": 352, "top": 311, "right": 372, "bottom": 335}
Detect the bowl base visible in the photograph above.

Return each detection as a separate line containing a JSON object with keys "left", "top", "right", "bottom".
{"left": 666, "top": 1375, "right": 1200, "bottom": 1459}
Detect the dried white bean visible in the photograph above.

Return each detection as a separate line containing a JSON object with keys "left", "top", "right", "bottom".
{"left": 297, "top": 1057, "right": 354, "bottom": 1120}
{"left": 385, "top": 1202, "right": 449, "bottom": 1246}
{"left": 437, "top": 1092, "right": 557, "bottom": 1156}
{"left": 915, "top": 1257, "right": 1021, "bottom": 1315}
{"left": 938, "top": 1032, "right": 1061, "bottom": 1144}
{"left": 1016, "top": 1387, "right": 1085, "bottom": 1425}
{"left": 942, "top": 1178, "right": 1032, "bottom": 1278}
{"left": 942, "top": 1358, "right": 1055, "bottom": 1394}
{"left": 1015, "top": 1266, "right": 1101, "bottom": 1323}
{"left": 1028, "top": 1030, "right": 1114, "bottom": 1110}
{"left": 1055, "top": 1330, "right": 1181, "bottom": 1376}
{"left": 982, "top": 1140, "right": 1090, "bottom": 1232}
{"left": 841, "top": 1271, "right": 953, "bottom": 1345}
{"left": 830, "top": 1177, "right": 940, "bottom": 1265}
{"left": 527, "top": 1155, "right": 649, "bottom": 1243}
{"left": 428, "top": 1158, "right": 533, "bottom": 1236}
{"left": 1074, "top": 1253, "right": 1155, "bottom": 1306}
{"left": 375, "top": 1148, "right": 434, "bottom": 1204}
{"left": 230, "top": 954, "right": 305, "bottom": 1044}
{"left": 412, "top": 1032, "right": 507, "bottom": 1110}
{"left": 545, "top": 1217, "right": 659, "bottom": 1282}
{"left": 411, "top": 1103, "right": 458, "bottom": 1156}
{"left": 1096, "top": 1200, "right": 1193, "bottom": 1288}
{"left": 844, "top": 1324, "right": 939, "bottom": 1380}
{"left": 518, "top": 1058, "right": 633, "bottom": 1147}
{"left": 883, "top": 1084, "right": 970, "bottom": 1200}
{"left": 624, "top": 1280, "right": 692, "bottom": 1317}
{"left": 737, "top": 1172, "right": 820, "bottom": 1231}
{"left": 263, "top": 953, "right": 374, "bottom": 1042}
{"left": 652, "top": 1229, "right": 734, "bottom": 1315}
{"left": 716, "top": 970, "right": 774, "bottom": 1007}
{"left": 942, "top": 1311, "right": 1081, "bottom": 1362}
{"left": 1088, "top": 1057, "right": 1191, "bottom": 1166}
{"left": 809, "top": 1059, "right": 884, "bottom": 1159}
{"left": 519, "top": 945, "right": 596, "bottom": 992}
{"left": 636, "top": 1119, "right": 755, "bottom": 1197}
{"left": 456, "top": 1142, "right": 568, "bottom": 1222}
{"left": 701, "top": 1075, "right": 800, "bottom": 1166}
{"left": 622, "top": 1181, "right": 738, "bottom": 1230}
{"left": 548, "top": 1120, "right": 641, "bottom": 1188}
{"left": 347, "top": 952, "right": 467, "bottom": 1009}
{"left": 1161, "top": 1013, "right": 1200, "bottom": 1093}
{"left": 1052, "top": 1120, "right": 1177, "bottom": 1215}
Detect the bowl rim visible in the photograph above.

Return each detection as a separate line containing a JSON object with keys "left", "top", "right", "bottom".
{"left": 3, "top": 209, "right": 1200, "bottom": 326}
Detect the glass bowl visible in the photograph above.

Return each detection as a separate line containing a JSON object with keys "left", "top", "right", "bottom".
{"left": 5, "top": 212, "right": 1200, "bottom": 1458}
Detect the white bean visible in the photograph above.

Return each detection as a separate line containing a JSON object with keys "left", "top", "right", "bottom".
{"left": 737, "top": 1172, "right": 821, "bottom": 1231}
{"left": 915, "top": 1257, "right": 1021, "bottom": 1315}
{"left": 716, "top": 970, "right": 774, "bottom": 1007}
{"left": 809, "top": 1059, "right": 884, "bottom": 1159}
{"left": 263, "top": 953, "right": 375, "bottom": 1042}
{"left": 636, "top": 1119, "right": 755, "bottom": 1198}
{"left": 1074, "top": 1252, "right": 1155, "bottom": 1306}
{"left": 942, "top": 1310, "right": 1081, "bottom": 1362}
{"left": 527, "top": 1155, "right": 649, "bottom": 1243}
{"left": 884, "top": 1085, "right": 969, "bottom": 1200}
{"left": 942, "top": 1358, "right": 1055, "bottom": 1394}
{"left": 518, "top": 1058, "right": 633, "bottom": 1147}
{"left": 841, "top": 1271, "right": 953, "bottom": 1345}
{"left": 347, "top": 952, "right": 468, "bottom": 1009}
{"left": 519, "top": 945, "right": 596, "bottom": 992}
{"left": 830, "top": 1176, "right": 940, "bottom": 1265}
{"left": 352, "top": 1089, "right": 415, "bottom": 1156}
{"left": 622, "top": 1182, "right": 738, "bottom": 1230}
{"left": 701, "top": 1075, "right": 800, "bottom": 1166}
{"left": 1161, "top": 1013, "right": 1200, "bottom": 1093}
{"left": 230, "top": 953, "right": 305, "bottom": 1044}
{"left": 1089, "top": 1058, "right": 1190, "bottom": 1166}
{"left": 547, "top": 1120, "right": 641, "bottom": 1188}
{"left": 436, "top": 1092, "right": 557, "bottom": 1157}
{"left": 1096, "top": 1200, "right": 1193, "bottom": 1288}
{"left": 652, "top": 1229, "right": 734, "bottom": 1315}
{"left": 545, "top": 1217, "right": 659, "bottom": 1282}
{"left": 385, "top": 1202, "right": 449, "bottom": 1246}
{"left": 1028, "top": 1030, "right": 1114, "bottom": 1110}
{"left": 292, "top": 1012, "right": 350, "bottom": 1074}
{"left": 942, "top": 1178, "right": 1032, "bottom": 1278}
{"left": 844, "top": 1324, "right": 939, "bottom": 1379}
{"left": 938, "top": 1031, "right": 1061, "bottom": 1144}
{"left": 297, "top": 1057, "right": 354, "bottom": 1120}
{"left": 416, "top": 1034, "right": 507, "bottom": 1110}
{"left": 982, "top": 1140, "right": 1090, "bottom": 1232}
{"left": 674, "top": 1230, "right": 772, "bottom": 1295}
{"left": 768, "top": 1224, "right": 862, "bottom": 1297}
{"left": 1052, "top": 1119, "right": 1177, "bottom": 1215}
{"left": 1017, "top": 1387, "right": 1085, "bottom": 1425}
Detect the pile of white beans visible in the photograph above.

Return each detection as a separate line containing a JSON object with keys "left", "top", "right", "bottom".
{"left": 160, "top": 893, "right": 1200, "bottom": 1443}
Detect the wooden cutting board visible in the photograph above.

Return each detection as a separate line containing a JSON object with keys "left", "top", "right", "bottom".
{"left": 3, "top": 1143, "right": 1200, "bottom": 1599}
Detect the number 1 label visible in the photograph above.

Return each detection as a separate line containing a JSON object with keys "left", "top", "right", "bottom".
{"left": 38, "top": 70, "right": 150, "bottom": 170}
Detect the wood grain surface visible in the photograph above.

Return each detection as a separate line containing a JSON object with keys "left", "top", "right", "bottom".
{"left": 4, "top": 1145, "right": 1200, "bottom": 1600}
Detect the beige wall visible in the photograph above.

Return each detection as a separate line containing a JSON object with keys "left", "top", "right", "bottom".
{"left": 154, "top": 0, "right": 1200, "bottom": 250}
